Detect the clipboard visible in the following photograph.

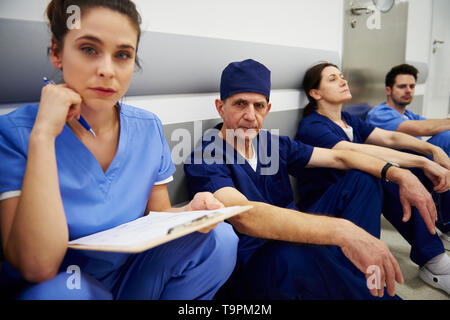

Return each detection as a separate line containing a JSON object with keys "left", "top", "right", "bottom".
{"left": 68, "top": 205, "right": 252, "bottom": 253}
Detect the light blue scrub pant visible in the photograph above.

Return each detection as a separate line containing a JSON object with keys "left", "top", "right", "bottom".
{"left": 6, "top": 223, "right": 238, "bottom": 300}
{"left": 218, "top": 170, "right": 399, "bottom": 300}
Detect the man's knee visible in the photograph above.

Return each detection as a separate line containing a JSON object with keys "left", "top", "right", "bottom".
{"left": 240, "top": 242, "right": 342, "bottom": 299}
{"left": 344, "top": 170, "right": 383, "bottom": 196}
{"left": 348, "top": 170, "right": 379, "bottom": 185}
{"left": 204, "top": 223, "right": 239, "bottom": 278}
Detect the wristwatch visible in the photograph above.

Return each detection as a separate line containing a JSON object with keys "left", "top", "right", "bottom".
{"left": 381, "top": 162, "right": 400, "bottom": 182}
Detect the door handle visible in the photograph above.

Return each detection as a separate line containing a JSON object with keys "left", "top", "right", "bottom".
{"left": 433, "top": 40, "right": 445, "bottom": 53}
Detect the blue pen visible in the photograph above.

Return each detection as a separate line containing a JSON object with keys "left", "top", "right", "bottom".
{"left": 43, "top": 77, "right": 96, "bottom": 137}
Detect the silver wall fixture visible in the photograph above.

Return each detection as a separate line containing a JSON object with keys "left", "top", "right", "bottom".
{"left": 351, "top": 0, "right": 394, "bottom": 16}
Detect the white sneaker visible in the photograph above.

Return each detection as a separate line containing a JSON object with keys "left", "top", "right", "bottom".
{"left": 419, "top": 266, "right": 450, "bottom": 295}
{"left": 441, "top": 232, "right": 450, "bottom": 251}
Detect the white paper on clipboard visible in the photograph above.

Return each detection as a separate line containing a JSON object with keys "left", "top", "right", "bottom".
{"left": 68, "top": 205, "right": 251, "bottom": 253}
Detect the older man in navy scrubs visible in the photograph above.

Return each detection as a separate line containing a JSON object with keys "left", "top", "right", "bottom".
{"left": 184, "top": 59, "right": 444, "bottom": 299}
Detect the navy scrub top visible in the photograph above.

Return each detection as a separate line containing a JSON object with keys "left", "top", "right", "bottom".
{"left": 294, "top": 111, "right": 375, "bottom": 210}
{"left": 184, "top": 123, "right": 314, "bottom": 263}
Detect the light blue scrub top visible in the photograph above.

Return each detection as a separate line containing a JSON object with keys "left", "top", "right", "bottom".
{"left": 366, "top": 102, "right": 426, "bottom": 138}
{"left": 0, "top": 103, "right": 176, "bottom": 281}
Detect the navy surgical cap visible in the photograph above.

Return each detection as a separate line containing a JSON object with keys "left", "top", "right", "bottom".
{"left": 220, "top": 59, "right": 271, "bottom": 101}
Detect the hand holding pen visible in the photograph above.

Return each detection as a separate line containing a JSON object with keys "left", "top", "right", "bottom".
{"left": 43, "top": 77, "right": 96, "bottom": 137}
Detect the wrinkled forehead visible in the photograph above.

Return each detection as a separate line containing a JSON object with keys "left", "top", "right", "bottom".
{"left": 225, "top": 92, "right": 269, "bottom": 104}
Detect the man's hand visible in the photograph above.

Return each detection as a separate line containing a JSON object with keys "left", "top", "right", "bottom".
{"left": 186, "top": 192, "right": 225, "bottom": 233}
{"left": 340, "top": 221, "right": 403, "bottom": 297}
{"left": 432, "top": 147, "right": 450, "bottom": 171}
{"left": 423, "top": 160, "right": 450, "bottom": 193}
{"left": 397, "top": 170, "right": 437, "bottom": 234}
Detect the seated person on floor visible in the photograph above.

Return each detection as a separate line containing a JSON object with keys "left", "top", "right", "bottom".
{"left": 366, "top": 63, "right": 450, "bottom": 250}
{"left": 295, "top": 62, "right": 450, "bottom": 295}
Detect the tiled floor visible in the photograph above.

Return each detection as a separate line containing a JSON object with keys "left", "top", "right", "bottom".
{"left": 380, "top": 216, "right": 449, "bottom": 300}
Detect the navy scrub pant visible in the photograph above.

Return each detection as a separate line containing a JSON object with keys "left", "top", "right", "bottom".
{"left": 219, "top": 170, "right": 399, "bottom": 300}
{"left": 1, "top": 222, "right": 238, "bottom": 300}
{"left": 387, "top": 130, "right": 449, "bottom": 258}
{"left": 382, "top": 179, "right": 445, "bottom": 267}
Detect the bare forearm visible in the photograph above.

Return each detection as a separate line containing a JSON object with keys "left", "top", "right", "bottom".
{"left": 307, "top": 148, "right": 384, "bottom": 178}
{"left": 397, "top": 119, "right": 450, "bottom": 137}
{"left": 335, "top": 150, "right": 385, "bottom": 178}
{"left": 6, "top": 130, "right": 68, "bottom": 281}
{"left": 337, "top": 142, "right": 429, "bottom": 170}
{"left": 388, "top": 131, "right": 439, "bottom": 157}
{"left": 215, "top": 190, "right": 352, "bottom": 247}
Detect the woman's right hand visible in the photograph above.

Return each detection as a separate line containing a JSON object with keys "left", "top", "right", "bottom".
{"left": 33, "top": 83, "right": 82, "bottom": 138}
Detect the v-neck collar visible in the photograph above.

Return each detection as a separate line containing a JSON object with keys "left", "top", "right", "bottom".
{"left": 214, "top": 123, "right": 261, "bottom": 175}
{"left": 58, "top": 105, "right": 128, "bottom": 194}
{"left": 214, "top": 124, "right": 263, "bottom": 188}
{"left": 313, "top": 111, "right": 351, "bottom": 141}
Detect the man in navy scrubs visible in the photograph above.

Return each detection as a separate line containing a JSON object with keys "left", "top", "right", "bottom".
{"left": 184, "top": 59, "right": 438, "bottom": 299}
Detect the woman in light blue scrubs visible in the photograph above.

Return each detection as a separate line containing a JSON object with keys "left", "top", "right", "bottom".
{"left": 0, "top": 0, "right": 238, "bottom": 300}
{"left": 295, "top": 62, "right": 450, "bottom": 295}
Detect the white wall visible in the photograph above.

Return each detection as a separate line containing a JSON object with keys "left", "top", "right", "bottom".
{"left": 424, "top": 0, "right": 450, "bottom": 118}
{"left": 403, "top": 0, "right": 432, "bottom": 100}
{"left": 3, "top": 0, "right": 444, "bottom": 120}
{"left": 131, "top": 0, "right": 344, "bottom": 123}
{"left": 0, "top": 0, "right": 345, "bottom": 121}
{"left": 0, "top": 0, "right": 344, "bottom": 56}
{"left": 405, "top": 0, "right": 432, "bottom": 65}
{"left": 136, "top": 0, "right": 344, "bottom": 56}
{"left": 404, "top": 0, "right": 450, "bottom": 118}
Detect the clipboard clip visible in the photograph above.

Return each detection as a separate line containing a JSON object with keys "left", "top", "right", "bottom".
{"left": 167, "top": 213, "right": 217, "bottom": 234}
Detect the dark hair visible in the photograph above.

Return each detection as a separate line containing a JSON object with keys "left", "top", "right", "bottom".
{"left": 385, "top": 64, "right": 418, "bottom": 88}
{"left": 46, "top": 0, "right": 142, "bottom": 68}
{"left": 302, "top": 62, "right": 338, "bottom": 117}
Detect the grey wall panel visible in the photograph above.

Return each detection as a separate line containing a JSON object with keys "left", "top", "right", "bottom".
{"left": 0, "top": 18, "right": 339, "bottom": 104}
{"left": 128, "top": 32, "right": 340, "bottom": 97}
{"left": 262, "top": 108, "right": 303, "bottom": 139}
{"left": 0, "top": 19, "right": 55, "bottom": 104}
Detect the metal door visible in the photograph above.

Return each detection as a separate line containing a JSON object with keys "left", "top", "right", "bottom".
{"left": 341, "top": 0, "right": 409, "bottom": 110}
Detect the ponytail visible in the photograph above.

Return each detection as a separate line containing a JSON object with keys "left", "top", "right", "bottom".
{"left": 302, "top": 101, "right": 317, "bottom": 118}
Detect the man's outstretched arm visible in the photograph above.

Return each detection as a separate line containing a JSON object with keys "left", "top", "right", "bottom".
{"left": 214, "top": 186, "right": 403, "bottom": 297}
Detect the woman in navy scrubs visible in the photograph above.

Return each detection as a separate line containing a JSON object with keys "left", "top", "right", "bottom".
{"left": 0, "top": 0, "right": 237, "bottom": 299}
{"left": 295, "top": 62, "right": 450, "bottom": 295}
